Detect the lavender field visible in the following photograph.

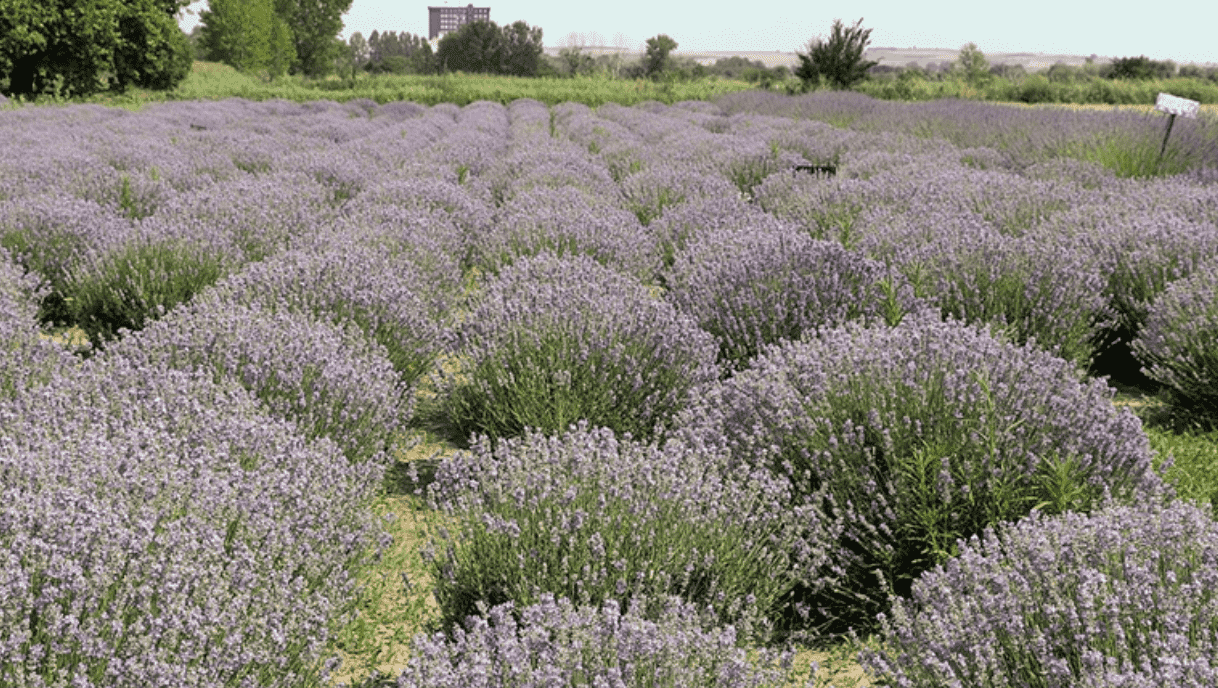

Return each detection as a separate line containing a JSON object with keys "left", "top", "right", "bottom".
{"left": 2, "top": 92, "right": 1218, "bottom": 687}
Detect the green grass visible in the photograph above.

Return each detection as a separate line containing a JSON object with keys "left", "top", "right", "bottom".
{"left": 7, "top": 61, "right": 759, "bottom": 111}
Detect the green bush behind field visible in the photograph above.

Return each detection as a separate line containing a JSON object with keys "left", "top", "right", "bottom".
{"left": 855, "top": 73, "right": 1218, "bottom": 107}
{"left": 9, "top": 60, "right": 1218, "bottom": 112}
{"left": 27, "top": 61, "right": 756, "bottom": 110}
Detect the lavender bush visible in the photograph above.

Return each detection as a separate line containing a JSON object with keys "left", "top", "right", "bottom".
{"left": 438, "top": 252, "right": 719, "bottom": 444}
{"left": 617, "top": 165, "right": 742, "bottom": 226}
{"left": 858, "top": 210, "right": 1112, "bottom": 371}
{"left": 676, "top": 312, "right": 1172, "bottom": 633}
{"left": 398, "top": 594, "right": 798, "bottom": 688}
{"left": 199, "top": 240, "right": 457, "bottom": 390}
{"left": 0, "top": 248, "right": 78, "bottom": 397}
{"left": 646, "top": 193, "right": 791, "bottom": 274}
{"left": 104, "top": 297, "right": 409, "bottom": 464}
{"left": 475, "top": 185, "right": 658, "bottom": 282}
{"left": 1132, "top": 256, "right": 1218, "bottom": 424}
{"left": 63, "top": 235, "right": 237, "bottom": 350}
{"left": 862, "top": 499, "right": 1218, "bottom": 688}
{"left": 664, "top": 225, "right": 918, "bottom": 370}
{"left": 422, "top": 423, "right": 837, "bottom": 639}
{"left": 0, "top": 357, "right": 387, "bottom": 687}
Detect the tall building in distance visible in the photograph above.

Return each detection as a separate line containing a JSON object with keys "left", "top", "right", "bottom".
{"left": 428, "top": 4, "right": 491, "bottom": 40}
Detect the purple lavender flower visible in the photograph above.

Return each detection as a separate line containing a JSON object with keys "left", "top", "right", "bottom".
{"left": 677, "top": 311, "right": 1172, "bottom": 633}
{"left": 442, "top": 252, "right": 719, "bottom": 443}
{"left": 399, "top": 594, "right": 797, "bottom": 688}
{"left": 665, "top": 224, "right": 920, "bottom": 369}
{"left": 863, "top": 498, "right": 1218, "bottom": 687}
{"left": 424, "top": 423, "right": 837, "bottom": 640}
{"left": 475, "top": 185, "right": 659, "bottom": 281}
{"left": 103, "top": 297, "right": 409, "bottom": 464}
{"left": 1132, "top": 255, "right": 1218, "bottom": 421}
{"left": 0, "top": 356, "right": 387, "bottom": 687}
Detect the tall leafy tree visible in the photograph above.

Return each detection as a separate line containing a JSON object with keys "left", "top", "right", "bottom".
{"left": 956, "top": 42, "right": 990, "bottom": 85}
{"left": 273, "top": 0, "right": 352, "bottom": 78}
{"left": 644, "top": 34, "right": 678, "bottom": 78}
{"left": 436, "top": 20, "right": 504, "bottom": 74}
{"left": 0, "top": 0, "right": 192, "bottom": 98}
{"left": 199, "top": 0, "right": 292, "bottom": 78}
{"left": 500, "top": 21, "right": 544, "bottom": 77}
{"left": 795, "top": 17, "right": 878, "bottom": 90}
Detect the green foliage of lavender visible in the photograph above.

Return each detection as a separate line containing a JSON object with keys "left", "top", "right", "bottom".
{"left": 423, "top": 424, "right": 838, "bottom": 642}
{"left": 438, "top": 252, "right": 719, "bottom": 445}
{"left": 863, "top": 499, "right": 1218, "bottom": 687}
{"left": 63, "top": 237, "right": 234, "bottom": 349}
{"left": 677, "top": 312, "right": 1173, "bottom": 635}
{"left": 1133, "top": 256, "right": 1218, "bottom": 426}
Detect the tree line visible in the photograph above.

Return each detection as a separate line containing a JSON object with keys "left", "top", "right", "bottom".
{"left": 4, "top": 6, "right": 1213, "bottom": 102}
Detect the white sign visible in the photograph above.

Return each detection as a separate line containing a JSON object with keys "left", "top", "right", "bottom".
{"left": 1156, "top": 92, "right": 1200, "bottom": 119}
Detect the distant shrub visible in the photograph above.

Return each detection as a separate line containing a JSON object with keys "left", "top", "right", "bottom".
{"left": 439, "top": 252, "right": 719, "bottom": 444}
{"left": 1133, "top": 256, "right": 1218, "bottom": 425}
{"left": 423, "top": 424, "right": 837, "bottom": 639}
{"left": 863, "top": 499, "right": 1218, "bottom": 687}
{"left": 676, "top": 312, "right": 1172, "bottom": 634}
{"left": 400, "top": 594, "right": 797, "bottom": 688}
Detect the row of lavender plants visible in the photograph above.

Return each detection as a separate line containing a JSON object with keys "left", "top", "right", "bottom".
{"left": 1, "top": 93, "right": 1216, "bottom": 687}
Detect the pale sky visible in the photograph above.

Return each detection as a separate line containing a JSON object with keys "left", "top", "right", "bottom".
{"left": 177, "top": 1, "right": 1218, "bottom": 65}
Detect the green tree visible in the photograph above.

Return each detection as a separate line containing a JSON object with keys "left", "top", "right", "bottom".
{"left": 273, "top": 0, "right": 352, "bottom": 78}
{"left": 559, "top": 46, "right": 596, "bottom": 77}
{"left": 956, "top": 42, "right": 990, "bottom": 85}
{"left": 500, "top": 20, "right": 544, "bottom": 77}
{"left": 0, "top": 0, "right": 192, "bottom": 99}
{"left": 436, "top": 20, "right": 504, "bottom": 74}
{"left": 199, "top": 0, "right": 292, "bottom": 77}
{"left": 795, "top": 17, "right": 878, "bottom": 90}
{"left": 644, "top": 34, "right": 678, "bottom": 78}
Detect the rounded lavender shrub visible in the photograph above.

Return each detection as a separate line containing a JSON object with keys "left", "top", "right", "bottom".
{"left": 476, "top": 185, "right": 659, "bottom": 282}
{"left": 1132, "top": 256, "right": 1218, "bottom": 424}
{"left": 106, "top": 298, "right": 409, "bottom": 463}
{"left": 200, "top": 240, "right": 457, "bottom": 390}
{"left": 617, "top": 165, "right": 742, "bottom": 226}
{"left": 400, "top": 594, "right": 797, "bottom": 688}
{"left": 440, "top": 252, "right": 719, "bottom": 444}
{"left": 858, "top": 210, "right": 1113, "bottom": 371}
{"left": 0, "top": 249, "right": 78, "bottom": 397}
{"left": 424, "top": 423, "right": 837, "bottom": 639}
{"left": 676, "top": 311, "right": 1172, "bottom": 633}
{"left": 863, "top": 499, "right": 1218, "bottom": 688}
{"left": 664, "top": 225, "right": 918, "bottom": 370}
{"left": 0, "top": 357, "right": 386, "bottom": 687}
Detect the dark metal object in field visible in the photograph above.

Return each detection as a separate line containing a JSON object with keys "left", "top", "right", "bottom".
{"left": 794, "top": 164, "right": 837, "bottom": 177}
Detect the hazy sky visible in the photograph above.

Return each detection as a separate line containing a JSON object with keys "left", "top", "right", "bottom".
{"left": 177, "top": 1, "right": 1218, "bottom": 65}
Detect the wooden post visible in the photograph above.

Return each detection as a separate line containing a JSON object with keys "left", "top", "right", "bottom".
{"left": 1153, "top": 93, "right": 1199, "bottom": 173}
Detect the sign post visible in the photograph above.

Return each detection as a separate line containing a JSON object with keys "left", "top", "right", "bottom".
{"left": 1154, "top": 92, "right": 1200, "bottom": 165}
